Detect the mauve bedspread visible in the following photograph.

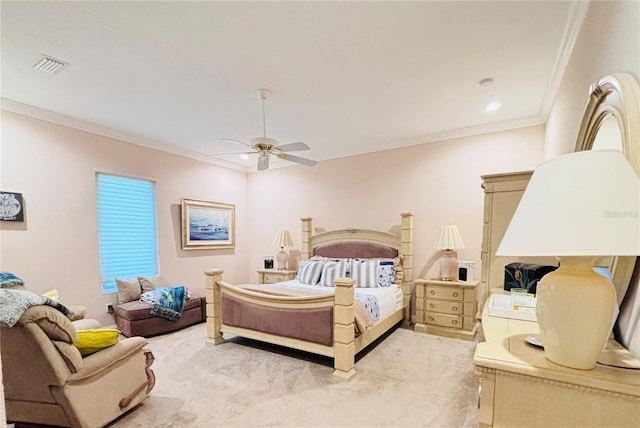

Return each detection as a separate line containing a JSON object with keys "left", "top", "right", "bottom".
{"left": 221, "top": 283, "right": 374, "bottom": 346}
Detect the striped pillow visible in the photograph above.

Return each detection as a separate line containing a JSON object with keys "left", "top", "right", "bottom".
{"left": 296, "top": 260, "right": 324, "bottom": 285}
{"left": 351, "top": 259, "right": 378, "bottom": 288}
{"left": 318, "top": 260, "right": 349, "bottom": 287}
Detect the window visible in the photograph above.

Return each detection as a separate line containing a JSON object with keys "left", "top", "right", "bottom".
{"left": 96, "top": 173, "right": 158, "bottom": 294}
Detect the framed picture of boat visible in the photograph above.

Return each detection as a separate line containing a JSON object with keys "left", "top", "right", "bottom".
{"left": 181, "top": 198, "right": 235, "bottom": 250}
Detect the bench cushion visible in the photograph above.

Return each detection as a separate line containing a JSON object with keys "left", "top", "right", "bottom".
{"left": 114, "top": 288, "right": 206, "bottom": 337}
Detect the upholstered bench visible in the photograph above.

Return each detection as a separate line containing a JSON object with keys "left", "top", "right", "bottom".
{"left": 114, "top": 288, "right": 206, "bottom": 337}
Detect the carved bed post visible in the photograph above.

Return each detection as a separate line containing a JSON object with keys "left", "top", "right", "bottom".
{"left": 300, "top": 217, "right": 313, "bottom": 260}
{"left": 333, "top": 277, "right": 356, "bottom": 380}
{"left": 401, "top": 212, "right": 414, "bottom": 325}
{"left": 204, "top": 269, "right": 225, "bottom": 345}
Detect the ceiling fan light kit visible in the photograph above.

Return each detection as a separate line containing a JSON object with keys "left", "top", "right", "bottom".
{"left": 214, "top": 88, "right": 317, "bottom": 171}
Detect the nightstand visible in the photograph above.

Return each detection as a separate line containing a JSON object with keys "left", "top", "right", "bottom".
{"left": 414, "top": 278, "right": 478, "bottom": 340}
{"left": 257, "top": 269, "right": 297, "bottom": 284}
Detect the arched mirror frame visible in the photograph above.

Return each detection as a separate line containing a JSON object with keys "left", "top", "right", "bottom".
{"left": 574, "top": 72, "right": 640, "bottom": 304}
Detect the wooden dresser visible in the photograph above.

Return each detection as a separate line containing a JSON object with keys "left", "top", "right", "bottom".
{"left": 474, "top": 302, "right": 640, "bottom": 427}
{"left": 257, "top": 269, "right": 297, "bottom": 284}
{"left": 414, "top": 278, "right": 478, "bottom": 340}
{"left": 480, "top": 172, "right": 557, "bottom": 308}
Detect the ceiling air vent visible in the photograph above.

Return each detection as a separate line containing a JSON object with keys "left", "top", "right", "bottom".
{"left": 33, "top": 55, "right": 68, "bottom": 74}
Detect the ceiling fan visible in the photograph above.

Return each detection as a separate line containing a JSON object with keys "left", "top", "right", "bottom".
{"left": 213, "top": 89, "right": 317, "bottom": 171}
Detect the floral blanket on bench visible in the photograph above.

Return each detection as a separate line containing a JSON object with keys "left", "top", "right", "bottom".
{"left": 140, "top": 286, "right": 187, "bottom": 321}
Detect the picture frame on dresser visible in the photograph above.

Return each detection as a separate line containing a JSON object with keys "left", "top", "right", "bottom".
{"left": 181, "top": 198, "right": 235, "bottom": 250}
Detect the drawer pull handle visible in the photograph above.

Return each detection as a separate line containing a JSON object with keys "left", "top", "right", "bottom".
{"left": 429, "top": 303, "right": 435, "bottom": 308}
{"left": 428, "top": 316, "right": 435, "bottom": 321}
{"left": 453, "top": 292, "right": 459, "bottom": 297}
{"left": 452, "top": 320, "right": 458, "bottom": 325}
{"left": 429, "top": 290, "right": 435, "bottom": 295}
{"left": 452, "top": 306, "right": 458, "bottom": 311}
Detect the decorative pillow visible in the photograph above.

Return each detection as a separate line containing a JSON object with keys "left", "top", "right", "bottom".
{"left": 296, "top": 260, "right": 324, "bottom": 285}
{"left": 377, "top": 261, "right": 396, "bottom": 287}
{"left": 0, "top": 271, "right": 25, "bottom": 289}
{"left": 116, "top": 277, "right": 142, "bottom": 303}
{"left": 319, "top": 260, "right": 349, "bottom": 286}
{"left": 351, "top": 259, "right": 378, "bottom": 288}
{"left": 43, "top": 288, "right": 59, "bottom": 300}
{"left": 74, "top": 328, "right": 121, "bottom": 356}
{"left": 138, "top": 274, "right": 170, "bottom": 293}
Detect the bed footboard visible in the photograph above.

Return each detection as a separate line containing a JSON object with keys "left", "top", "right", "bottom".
{"left": 204, "top": 269, "right": 357, "bottom": 379}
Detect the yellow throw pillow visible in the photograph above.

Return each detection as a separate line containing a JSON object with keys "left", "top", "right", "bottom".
{"left": 43, "top": 288, "right": 60, "bottom": 301}
{"left": 74, "top": 329, "right": 120, "bottom": 356}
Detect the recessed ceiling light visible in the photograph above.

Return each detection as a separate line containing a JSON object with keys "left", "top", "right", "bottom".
{"left": 240, "top": 154, "right": 249, "bottom": 160}
{"left": 485, "top": 102, "right": 501, "bottom": 112}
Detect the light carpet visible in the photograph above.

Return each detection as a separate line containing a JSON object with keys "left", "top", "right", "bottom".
{"left": 110, "top": 323, "right": 479, "bottom": 428}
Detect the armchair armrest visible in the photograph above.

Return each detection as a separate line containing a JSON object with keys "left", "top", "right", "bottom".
{"left": 67, "top": 336, "right": 148, "bottom": 382}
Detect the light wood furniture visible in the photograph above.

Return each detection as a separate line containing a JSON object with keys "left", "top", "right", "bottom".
{"left": 206, "top": 212, "right": 413, "bottom": 379}
{"left": 414, "top": 278, "right": 478, "bottom": 340}
{"left": 480, "top": 172, "right": 557, "bottom": 310}
{"left": 257, "top": 269, "right": 296, "bottom": 284}
{"left": 301, "top": 213, "right": 414, "bottom": 324}
{"left": 474, "top": 301, "right": 640, "bottom": 427}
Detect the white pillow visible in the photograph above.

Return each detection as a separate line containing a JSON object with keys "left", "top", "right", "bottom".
{"left": 351, "top": 259, "right": 378, "bottom": 288}
{"left": 296, "top": 260, "right": 324, "bottom": 285}
{"left": 319, "top": 260, "right": 349, "bottom": 287}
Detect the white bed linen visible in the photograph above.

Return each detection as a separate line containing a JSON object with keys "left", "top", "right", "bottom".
{"left": 273, "top": 279, "right": 402, "bottom": 321}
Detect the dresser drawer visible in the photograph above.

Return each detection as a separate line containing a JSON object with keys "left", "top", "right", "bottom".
{"left": 425, "top": 285, "right": 463, "bottom": 301}
{"left": 425, "top": 298, "right": 463, "bottom": 315}
{"left": 262, "top": 273, "right": 289, "bottom": 283}
{"left": 425, "top": 311, "right": 463, "bottom": 329}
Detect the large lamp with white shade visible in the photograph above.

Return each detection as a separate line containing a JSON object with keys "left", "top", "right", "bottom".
{"left": 497, "top": 149, "right": 640, "bottom": 370}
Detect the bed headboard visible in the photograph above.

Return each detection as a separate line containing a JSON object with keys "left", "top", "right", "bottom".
{"left": 300, "top": 213, "right": 413, "bottom": 324}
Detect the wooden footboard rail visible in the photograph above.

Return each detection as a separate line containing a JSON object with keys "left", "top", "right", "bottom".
{"left": 204, "top": 269, "right": 358, "bottom": 379}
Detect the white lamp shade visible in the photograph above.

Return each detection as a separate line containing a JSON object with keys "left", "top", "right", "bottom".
{"left": 496, "top": 150, "right": 640, "bottom": 256}
{"left": 497, "top": 150, "right": 640, "bottom": 257}
{"left": 433, "top": 225, "right": 465, "bottom": 250}
{"left": 271, "top": 229, "right": 294, "bottom": 248}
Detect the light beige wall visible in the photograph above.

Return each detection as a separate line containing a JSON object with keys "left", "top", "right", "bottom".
{"left": 247, "top": 125, "right": 545, "bottom": 284}
{"left": 0, "top": 111, "right": 249, "bottom": 325}
{"left": 545, "top": 0, "right": 640, "bottom": 158}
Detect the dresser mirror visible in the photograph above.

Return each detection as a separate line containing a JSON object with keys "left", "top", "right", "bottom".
{"left": 574, "top": 73, "right": 640, "bottom": 304}
{"left": 574, "top": 73, "right": 640, "bottom": 359}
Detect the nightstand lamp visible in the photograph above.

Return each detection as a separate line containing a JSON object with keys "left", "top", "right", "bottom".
{"left": 433, "top": 225, "right": 465, "bottom": 281}
{"left": 497, "top": 149, "right": 640, "bottom": 370}
{"left": 271, "top": 229, "right": 294, "bottom": 270}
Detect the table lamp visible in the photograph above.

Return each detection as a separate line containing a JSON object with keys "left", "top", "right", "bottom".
{"left": 497, "top": 149, "right": 640, "bottom": 370}
{"left": 433, "top": 225, "right": 465, "bottom": 281}
{"left": 271, "top": 229, "right": 294, "bottom": 270}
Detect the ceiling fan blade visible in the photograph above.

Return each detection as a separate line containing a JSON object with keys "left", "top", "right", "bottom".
{"left": 277, "top": 142, "right": 310, "bottom": 152}
{"left": 277, "top": 153, "right": 317, "bottom": 167}
{"left": 257, "top": 154, "right": 270, "bottom": 170}
{"left": 220, "top": 138, "right": 252, "bottom": 148}
{"left": 207, "top": 151, "right": 255, "bottom": 158}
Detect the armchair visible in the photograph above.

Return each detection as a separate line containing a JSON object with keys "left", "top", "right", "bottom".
{"left": 1, "top": 305, "right": 155, "bottom": 427}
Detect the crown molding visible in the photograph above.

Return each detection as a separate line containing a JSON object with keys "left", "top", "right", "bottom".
{"left": 538, "top": 1, "right": 589, "bottom": 120}
{"left": 2, "top": 97, "right": 545, "bottom": 174}
{"left": 0, "top": 98, "right": 249, "bottom": 173}
{"left": 309, "top": 114, "right": 546, "bottom": 163}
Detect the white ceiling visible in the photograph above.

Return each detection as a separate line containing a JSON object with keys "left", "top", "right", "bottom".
{"left": 1, "top": 1, "right": 585, "bottom": 172}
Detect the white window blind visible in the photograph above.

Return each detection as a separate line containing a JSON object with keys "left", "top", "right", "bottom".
{"left": 96, "top": 173, "right": 158, "bottom": 294}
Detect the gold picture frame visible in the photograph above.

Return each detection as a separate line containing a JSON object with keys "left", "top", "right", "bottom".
{"left": 181, "top": 198, "right": 235, "bottom": 250}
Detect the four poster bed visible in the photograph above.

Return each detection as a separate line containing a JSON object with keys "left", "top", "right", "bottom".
{"left": 205, "top": 213, "right": 413, "bottom": 379}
